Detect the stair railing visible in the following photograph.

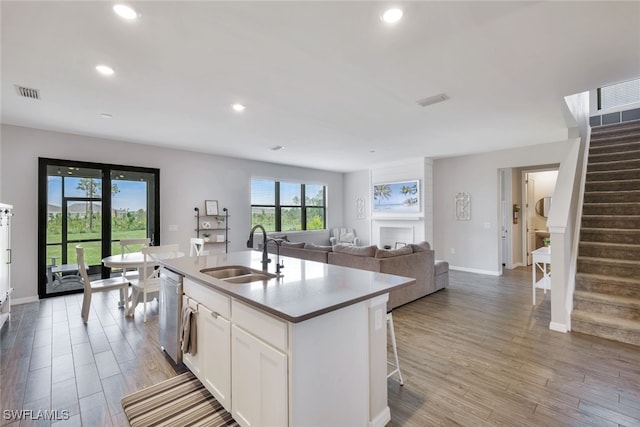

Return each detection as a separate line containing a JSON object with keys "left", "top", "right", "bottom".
{"left": 546, "top": 91, "right": 591, "bottom": 332}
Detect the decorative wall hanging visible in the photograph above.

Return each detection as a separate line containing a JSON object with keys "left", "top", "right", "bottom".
{"left": 455, "top": 192, "right": 471, "bottom": 221}
{"left": 356, "top": 197, "right": 365, "bottom": 219}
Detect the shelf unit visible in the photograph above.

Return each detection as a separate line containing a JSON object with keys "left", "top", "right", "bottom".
{"left": 194, "top": 206, "right": 229, "bottom": 253}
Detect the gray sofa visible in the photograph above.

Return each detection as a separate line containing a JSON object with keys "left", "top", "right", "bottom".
{"left": 267, "top": 240, "right": 447, "bottom": 309}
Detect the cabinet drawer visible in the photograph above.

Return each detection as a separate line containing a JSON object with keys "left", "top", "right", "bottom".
{"left": 183, "top": 278, "right": 230, "bottom": 318}
{"left": 232, "top": 300, "right": 287, "bottom": 351}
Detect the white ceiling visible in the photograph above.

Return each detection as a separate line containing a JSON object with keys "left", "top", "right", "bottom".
{"left": 2, "top": 1, "right": 639, "bottom": 172}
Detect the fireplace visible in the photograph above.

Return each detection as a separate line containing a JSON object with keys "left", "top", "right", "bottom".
{"left": 377, "top": 225, "right": 415, "bottom": 249}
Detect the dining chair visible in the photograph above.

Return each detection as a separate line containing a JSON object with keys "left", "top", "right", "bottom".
{"left": 119, "top": 238, "right": 151, "bottom": 280}
{"left": 129, "top": 244, "right": 180, "bottom": 322}
{"left": 76, "top": 246, "right": 130, "bottom": 324}
{"left": 189, "top": 237, "right": 208, "bottom": 256}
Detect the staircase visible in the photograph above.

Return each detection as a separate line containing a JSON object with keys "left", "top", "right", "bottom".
{"left": 572, "top": 120, "right": 640, "bottom": 346}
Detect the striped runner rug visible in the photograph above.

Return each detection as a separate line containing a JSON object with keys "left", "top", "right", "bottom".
{"left": 121, "top": 372, "right": 238, "bottom": 427}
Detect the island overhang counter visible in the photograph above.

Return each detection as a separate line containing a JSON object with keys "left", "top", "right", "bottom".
{"left": 160, "top": 250, "right": 415, "bottom": 427}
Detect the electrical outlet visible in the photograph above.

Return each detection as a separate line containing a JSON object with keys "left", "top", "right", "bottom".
{"left": 484, "top": 222, "right": 491, "bottom": 229}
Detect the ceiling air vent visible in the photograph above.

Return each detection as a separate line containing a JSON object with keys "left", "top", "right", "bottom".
{"left": 15, "top": 85, "right": 40, "bottom": 100}
{"left": 416, "top": 93, "right": 448, "bottom": 107}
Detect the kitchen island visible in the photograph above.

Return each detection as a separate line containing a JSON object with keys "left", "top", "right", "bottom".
{"left": 160, "top": 250, "right": 415, "bottom": 427}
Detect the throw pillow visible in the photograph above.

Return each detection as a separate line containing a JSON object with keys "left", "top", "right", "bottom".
{"left": 339, "top": 232, "right": 355, "bottom": 243}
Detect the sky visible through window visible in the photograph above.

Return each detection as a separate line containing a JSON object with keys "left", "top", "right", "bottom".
{"left": 48, "top": 177, "right": 147, "bottom": 211}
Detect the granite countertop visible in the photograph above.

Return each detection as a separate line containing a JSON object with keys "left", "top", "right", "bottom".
{"left": 160, "top": 250, "right": 415, "bottom": 323}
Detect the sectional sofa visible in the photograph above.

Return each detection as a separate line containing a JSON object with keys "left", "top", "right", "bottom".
{"left": 266, "top": 240, "right": 448, "bottom": 309}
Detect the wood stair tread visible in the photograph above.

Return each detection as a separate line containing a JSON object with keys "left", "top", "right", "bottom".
{"left": 572, "top": 310, "right": 640, "bottom": 332}
{"left": 574, "top": 290, "right": 640, "bottom": 309}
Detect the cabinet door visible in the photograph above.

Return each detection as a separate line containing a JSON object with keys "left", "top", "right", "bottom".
{"left": 181, "top": 297, "right": 202, "bottom": 377}
{"left": 232, "top": 325, "right": 288, "bottom": 427}
{"left": 201, "top": 305, "right": 231, "bottom": 411}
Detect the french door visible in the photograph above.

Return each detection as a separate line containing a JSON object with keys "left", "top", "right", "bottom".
{"left": 38, "top": 158, "right": 160, "bottom": 298}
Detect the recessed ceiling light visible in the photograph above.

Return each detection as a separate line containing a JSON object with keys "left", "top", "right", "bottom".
{"left": 271, "top": 145, "right": 285, "bottom": 151}
{"left": 100, "top": 113, "right": 113, "bottom": 119}
{"left": 381, "top": 8, "right": 403, "bottom": 24}
{"left": 96, "top": 64, "right": 115, "bottom": 76}
{"left": 232, "top": 103, "right": 246, "bottom": 112}
{"left": 113, "top": 4, "right": 138, "bottom": 20}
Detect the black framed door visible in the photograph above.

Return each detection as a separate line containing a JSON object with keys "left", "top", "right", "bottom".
{"left": 38, "top": 158, "right": 160, "bottom": 298}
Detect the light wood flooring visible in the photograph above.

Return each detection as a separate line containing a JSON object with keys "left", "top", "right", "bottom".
{"left": 1, "top": 267, "right": 639, "bottom": 426}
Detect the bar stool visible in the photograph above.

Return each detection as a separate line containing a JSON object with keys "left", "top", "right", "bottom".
{"left": 387, "top": 311, "right": 404, "bottom": 385}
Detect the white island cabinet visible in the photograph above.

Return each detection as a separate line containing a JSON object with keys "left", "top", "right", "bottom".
{"left": 183, "top": 278, "right": 231, "bottom": 410}
{"left": 163, "top": 251, "right": 413, "bottom": 427}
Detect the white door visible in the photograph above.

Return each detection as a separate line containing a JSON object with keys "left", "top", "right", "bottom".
{"left": 526, "top": 176, "right": 536, "bottom": 265}
{"left": 232, "top": 325, "right": 288, "bottom": 427}
{"left": 202, "top": 305, "right": 231, "bottom": 411}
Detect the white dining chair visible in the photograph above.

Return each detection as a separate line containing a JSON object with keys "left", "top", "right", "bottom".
{"left": 128, "top": 244, "right": 180, "bottom": 322}
{"left": 76, "top": 246, "right": 129, "bottom": 324}
{"left": 119, "top": 238, "right": 151, "bottom": 280}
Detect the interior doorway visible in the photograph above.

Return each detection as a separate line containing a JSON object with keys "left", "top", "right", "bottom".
{"left": 522, "top": 169, "right": 559, "bottom": 266}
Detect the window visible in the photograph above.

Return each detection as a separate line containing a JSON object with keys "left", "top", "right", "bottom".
{"left": 598, "top": 78, "right": 640, "bottom": 110}
{"left": 251, "top": 179, "right": 326, "bottom": 231}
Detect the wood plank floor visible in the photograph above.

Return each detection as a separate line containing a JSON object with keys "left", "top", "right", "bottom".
{"left": 1, "top": 267, "right": 639, "bottom": 426}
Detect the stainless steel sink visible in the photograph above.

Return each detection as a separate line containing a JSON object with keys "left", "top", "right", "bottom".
{"left": 223, "top": 273, "right": 276, "bottom": 284}
{"left": 200, "top": 265, "right": 276, "bottom": 283}
{"left": 201, "top": 265, "right": 254, "bottom": 279}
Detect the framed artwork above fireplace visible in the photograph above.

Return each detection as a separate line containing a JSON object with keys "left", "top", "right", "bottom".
{"left": 372, "top": 179, "right": 421, "bottom": 215}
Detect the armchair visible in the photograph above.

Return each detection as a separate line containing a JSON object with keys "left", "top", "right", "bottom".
{"left": 329, "top": 227, "right": 360, "bottom": 246}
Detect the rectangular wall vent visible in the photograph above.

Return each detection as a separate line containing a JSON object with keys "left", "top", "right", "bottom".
{"left": 416, "top": 93, "right": 448, "bottom": 107}
{"left": 15, "top": 85, "right": 40, "bottom": 100}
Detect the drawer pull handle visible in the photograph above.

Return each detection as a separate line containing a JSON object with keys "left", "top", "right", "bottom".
{"left": 211, "top": 311, "right": 219, "bottom": 319}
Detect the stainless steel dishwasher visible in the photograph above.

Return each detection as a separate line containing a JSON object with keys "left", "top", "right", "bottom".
{"left": 159, "top": 268, "right": 183, "bottom": 364}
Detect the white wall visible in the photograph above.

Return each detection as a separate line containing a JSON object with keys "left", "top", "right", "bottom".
{"left": 0, "top": 124, "right": 344, "bottom": 301}
{"left": 433, "top": 140, "right": 573, "bottom": 275}
{"left": 343, "top": 170, "right": 370, "bottom": 245}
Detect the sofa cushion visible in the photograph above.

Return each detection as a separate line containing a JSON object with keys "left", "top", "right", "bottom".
{"left": 281, "top": 241, "right": 305, "bottom": 248}
{"left": 375, "top": 245, "right": 413, "bottom": 258}
{"left": 333, "top": 244, "right": 377, "bottom": 257}
{"left": 409, "top": 241, "right": 431, "bottom": 252}
{"left": 304, "top": 243, "right": 333, "bottom": 252}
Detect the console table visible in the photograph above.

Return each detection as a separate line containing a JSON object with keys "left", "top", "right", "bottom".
{"left": 532, "top": 246, "right": 551, "bottom": 305}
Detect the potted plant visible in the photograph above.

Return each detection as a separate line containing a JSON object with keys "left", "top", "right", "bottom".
{"left": 202, "top": 233, "right": 211, "bottom": 243}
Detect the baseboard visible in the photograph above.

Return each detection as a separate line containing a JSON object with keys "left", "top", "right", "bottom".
{"left": 449, "top": 266, "right": 501, "bottom": 276}
{"left": 549, "top": 322, "right": 568, "bottom": 333}
{"left": 12, "top": 295, "right": 39, "bottom": 305}
{"left": 369, "top": 407, "right": 391, "bottom": 427}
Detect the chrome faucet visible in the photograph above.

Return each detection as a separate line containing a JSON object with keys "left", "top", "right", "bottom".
{"left": 247, "top": 225, "right": 271, "bottom": 271}
{"left": 247, "top": 224, "right": 284, "bottom": 275}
